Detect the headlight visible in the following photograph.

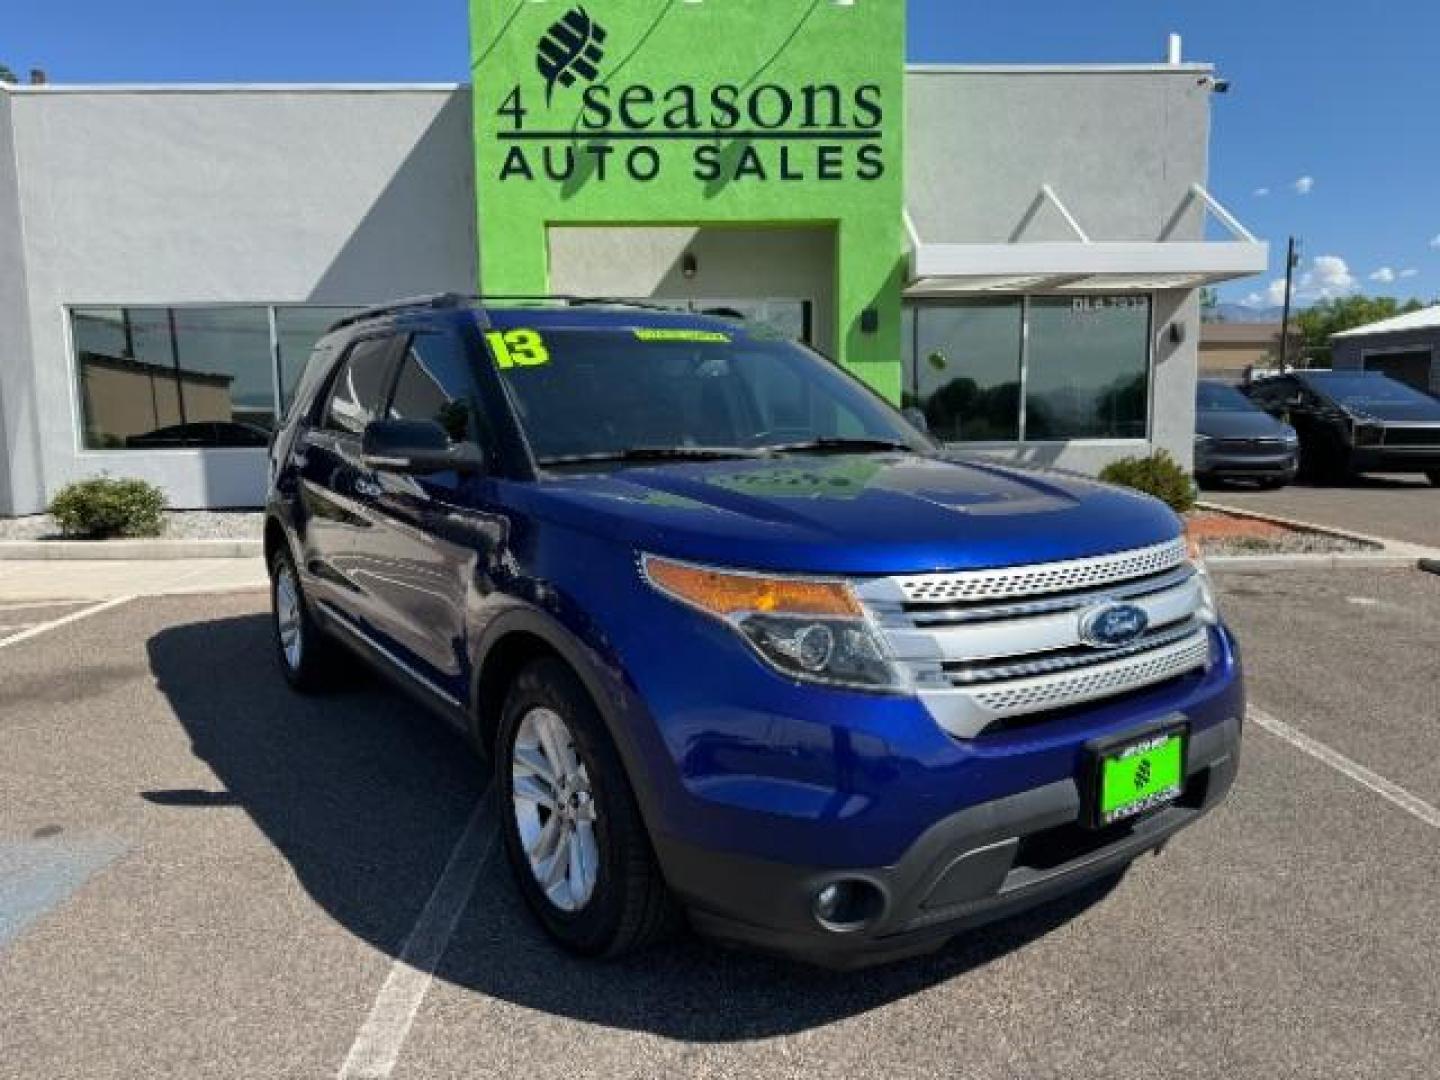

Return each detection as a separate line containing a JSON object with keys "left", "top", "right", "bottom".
{"left": 1353, "top": 423, "right": 1384, "bottom": 447}
{"left": 641, "top": 555, "right": 906, "bottom": 692}
{"left": 1185, "top": 536, "right": 1220, "bottom": 626}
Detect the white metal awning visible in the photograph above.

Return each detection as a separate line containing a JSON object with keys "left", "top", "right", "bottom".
{"left": 906, "top": 184, "right": 1269, "bottom": 295}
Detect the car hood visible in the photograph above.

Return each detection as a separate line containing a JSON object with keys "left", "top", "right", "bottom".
{"left": 1341, "top": 401, "right": 1440, "bottom": 423}
{"left": 1197, "top": 409, "right": 1294, "bottom": 439}
{"left": 521, "top": 453, "right": 1182, "bottom": 576}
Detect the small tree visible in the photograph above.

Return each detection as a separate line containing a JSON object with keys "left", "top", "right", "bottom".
{"left": 0, "top": 64, "right": 19, "bottom": 85}
{"left": 1297, "top": 295, "right": 1427, "bottom": 365}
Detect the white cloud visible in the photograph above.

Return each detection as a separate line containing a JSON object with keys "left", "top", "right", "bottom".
{"left": 1431, "top": 234, "right": 1440, "bottom": 249}
{"left": 1370, "top": 267, "right": 1396, "bottom": 284}
{"left": 1253, "top": 187, "right": 1271, "bottom": 197}
{"left": 1243, "top": 254, "right": 1360, "bottom": 309}
{"left": 1243, "top": 279, "right": 1293, "bottom": 309}
{"left": 1292, "top": 176, "right": 1315, "bottom": 195}
{"left": 1306, "top": 254, "right": 1358, "bottom": 298}
{"left": 1400, "top": 268, "right": 1420, "bottom": 279}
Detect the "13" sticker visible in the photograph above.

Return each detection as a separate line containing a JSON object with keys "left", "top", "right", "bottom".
{"left": 486, "top": 329, "right": 550, "bottom": 369}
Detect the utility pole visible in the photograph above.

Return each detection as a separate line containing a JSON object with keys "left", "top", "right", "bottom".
{"left": 1278, "top": 236, "right": 1301, "bottom": 370}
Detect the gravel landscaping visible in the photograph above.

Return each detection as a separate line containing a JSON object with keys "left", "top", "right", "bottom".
{"left": 1185, "top": 509, "right": 1378, "bottom": 558}
{"left": 0, "top": 510, "right": 263, "bottom": 542}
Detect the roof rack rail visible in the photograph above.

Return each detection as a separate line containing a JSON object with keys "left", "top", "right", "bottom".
{"left": 327, "top": 292, "right": 469, "bottom": 333}
{"left": 327, "top": 294, "right": 743, "bottom": 333}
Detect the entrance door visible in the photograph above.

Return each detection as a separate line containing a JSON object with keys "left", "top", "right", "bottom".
{"left": 1363, "top": 349, "right": 1434, "bottom": 396}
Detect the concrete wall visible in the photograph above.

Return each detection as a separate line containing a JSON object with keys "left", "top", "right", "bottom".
{"left": 547, "top": 227, "right": 838, "bottom": 357}
{"left": 907, "top": 66, "right": 1212, "bottom": 244}
{"left": 1, "top": 85, "right": 477, "bottom": 514}
{"left": 0, "top": 91, "right": 34, "bottom": 515}
{"left": 904, "top": 67, "right": 1215, "bottom": 473}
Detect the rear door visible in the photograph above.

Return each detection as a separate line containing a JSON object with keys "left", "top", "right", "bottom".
{"left": 295, "top": 334, "right": 403, "bottom": 619}
{"left": 354, "top": 329, "right": 507, "bottom": 700}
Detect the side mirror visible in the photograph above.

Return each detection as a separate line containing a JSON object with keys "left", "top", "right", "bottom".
{"left": 902, "top": 406, "right": 931, "bottom": 435}
{"left": 361, "top": 419, "right": 485, "bottom": 475}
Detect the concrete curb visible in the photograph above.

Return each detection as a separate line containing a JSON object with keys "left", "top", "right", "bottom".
{"left": 1209, "top": 553, "right": 1430, "bottom": 573}
{"left": 1195, "top": 500, "right": 1393, "bottom": 551}
{"left": 0, "top": 539, "right": 263, "bottom": 561}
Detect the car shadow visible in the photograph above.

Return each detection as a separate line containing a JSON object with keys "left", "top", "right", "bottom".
{"left": 147, "top": 612, "right": 1118, "bottom": 1042}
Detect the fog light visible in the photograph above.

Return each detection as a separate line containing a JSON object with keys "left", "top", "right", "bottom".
{"left": 812, "top": 879, "right": 885, "bottom": 932}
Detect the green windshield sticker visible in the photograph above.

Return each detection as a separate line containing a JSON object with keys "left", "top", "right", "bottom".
{"left": 633, "top": 329, "right": 732, "bottom": 344}
{"left": 487, "top": 329, "right": 550, "bottom": 369}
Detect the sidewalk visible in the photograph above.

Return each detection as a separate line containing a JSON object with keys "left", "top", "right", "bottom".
{"left": 0, "top": 557, "right": 267, "bottom": 603}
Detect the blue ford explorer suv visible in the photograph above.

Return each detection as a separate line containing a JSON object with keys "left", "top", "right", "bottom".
{"left": 265, "top": 295, "right": 1243, "bottom": 968}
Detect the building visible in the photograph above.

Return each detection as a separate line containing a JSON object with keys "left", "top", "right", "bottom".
{"left": 0, "top": 3, "right": 1267, "bottom": 516}
{"left": 1199, "top": 321, "right": 1295, "bottom": 382}
{"left": 1331, "top": 305, "right": 1440, "bottom": 395}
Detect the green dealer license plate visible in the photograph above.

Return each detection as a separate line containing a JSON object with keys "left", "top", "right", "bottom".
{"left": 1095, "top": 730, "right": 1186, "bottom": 826}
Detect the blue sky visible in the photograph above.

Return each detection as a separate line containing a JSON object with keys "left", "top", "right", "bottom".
{"left": 6, "top": 1, "right": 1439, "bottom": 309}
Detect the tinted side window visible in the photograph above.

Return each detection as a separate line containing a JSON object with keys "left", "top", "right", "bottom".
{"left": 388, "top": 333, "right": 480, "bottom": 444}
{"left": 323, "top": 337, "right": 395, "bottom": 435}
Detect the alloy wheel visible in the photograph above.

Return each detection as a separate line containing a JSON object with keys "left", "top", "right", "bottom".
{"left": 511, "top": 706, "right": 599, "bottom": 912}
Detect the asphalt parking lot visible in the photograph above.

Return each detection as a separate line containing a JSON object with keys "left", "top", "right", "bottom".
{"left": 1205, "top": 473, "right": 1439, "bottom": 549}
{"left": 2, "top": 570, "right": 1439, "bottom": 1079}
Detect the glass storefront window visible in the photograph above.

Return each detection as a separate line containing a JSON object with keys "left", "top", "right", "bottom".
{"left": 71, "top": 304, "right": 361, "bottom": 450}
{"left": 1025, "top": 296, "right": 1151, "bottom": 440}
{"left": 910, "top": 300, "right": 1023, "bottom": 441}
{"left": 276, "top": 307, "right": 360, "bottom": 408}
{"left": 903, "top": 295, "right": 1152, "bottom": 443}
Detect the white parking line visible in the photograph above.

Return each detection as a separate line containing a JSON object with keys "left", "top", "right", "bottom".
{"left": 0, "top": 595, "right": 135, "bottom": 650}
{"left": 1250, "top": 706, "right": 1440, "bottom": 830}
{"left": 338, "top": 797, "right": 499, "bottom": 1080}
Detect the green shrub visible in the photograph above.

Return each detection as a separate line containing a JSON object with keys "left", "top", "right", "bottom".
{"left": 49, "top": 478, "right": 167, "bottom": 539}
{"left": 1098, "top": 451, "right": 1197, "bottom": 514}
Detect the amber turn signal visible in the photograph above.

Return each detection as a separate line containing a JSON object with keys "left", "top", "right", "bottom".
{"left": 642, "top": 556, "right": 862, "bottom": 618}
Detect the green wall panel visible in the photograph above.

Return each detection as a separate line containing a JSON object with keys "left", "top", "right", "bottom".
{"left": 471, "top": 0, "right": 906, "bottom": 397}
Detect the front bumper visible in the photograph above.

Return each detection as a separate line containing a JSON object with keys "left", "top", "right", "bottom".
{"left": 1195, "top": 447, "right": 1298, "bottom": 480}
{"left": 658, "top": 713, "right": 1241, "bottom": 968}
{"left": 1349, "top": 447, "right": 1440, "bottom": 474}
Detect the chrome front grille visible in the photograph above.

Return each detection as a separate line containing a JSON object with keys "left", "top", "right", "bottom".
{"left": 865, "top": 538, "right": 1187, "bottom": 605}
{"left": 858, "top": 539, "right": 1211, "bottom": 738}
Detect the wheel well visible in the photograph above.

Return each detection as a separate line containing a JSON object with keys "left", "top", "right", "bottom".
{"left": 474, "top": 631, "right": 564, "bottom": 754}
{"left": 263, "top": 517, "right": 288, "bottom": 570}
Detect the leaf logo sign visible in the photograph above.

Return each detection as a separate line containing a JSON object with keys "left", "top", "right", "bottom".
{"left": 536, "top": 6, "right": 609, "bottom": 104}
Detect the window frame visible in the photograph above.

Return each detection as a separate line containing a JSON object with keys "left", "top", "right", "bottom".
{"left": 316, "top": 333, "right": 405, "bottom": 439}
{"left": 64, "top": 301, "right": 365, "bottom": 456}
{"left": 903, "top": 292, "right": 1157, "bottom": 447}
{"left": 383, "top": 330, "right": 489, "bottom": 450}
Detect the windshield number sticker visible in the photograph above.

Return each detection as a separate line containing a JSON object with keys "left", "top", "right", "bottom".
{"left": 487, "top": 329, "right": 550, "bottom": 369}
{"left": 634, "top": 329, "right": 732, "bottom": 344}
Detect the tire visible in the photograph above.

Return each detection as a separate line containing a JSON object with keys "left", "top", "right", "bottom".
{"left": 1427, "top": 470, "right": 1440, "bottom": 488}
{"left": 269, "top": 544, "right": 334, "bottom": 692}
{"left": 496, "top": 657, "right": 677, "bottom": 958}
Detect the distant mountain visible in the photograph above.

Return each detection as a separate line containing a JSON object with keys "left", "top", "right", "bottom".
{"left": 1207, "top": 303, "right": 1286, "bottom": 324}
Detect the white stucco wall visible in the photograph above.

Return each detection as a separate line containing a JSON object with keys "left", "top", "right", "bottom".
{"left": 0, "top": 85, "right": 476, "bottom": 514}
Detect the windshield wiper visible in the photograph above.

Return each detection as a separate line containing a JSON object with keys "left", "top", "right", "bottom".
{"left": 538, "top": 446, "right": 773, "bottom": 467}
{"left": 766, "top": 437, "right": 916, "bottom": 456}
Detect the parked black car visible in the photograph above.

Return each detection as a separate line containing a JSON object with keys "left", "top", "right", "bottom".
{"left": 1193, "top": 380, "right": 1299, "bottom": 488}
{"left": 1242, "top": 370, "right": 1440, "bottom": 485}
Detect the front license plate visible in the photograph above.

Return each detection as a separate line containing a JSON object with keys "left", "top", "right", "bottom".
{"left": 1095, "top": 729, "right": 1186, "bottom": 826}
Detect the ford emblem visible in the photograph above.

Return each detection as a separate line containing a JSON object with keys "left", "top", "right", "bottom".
{"left": 1079, "top": 602, "right": 1150, "bottom": 649}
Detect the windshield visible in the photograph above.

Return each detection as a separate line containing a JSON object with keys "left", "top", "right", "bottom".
{"left": 489, "top": 326, "right": 931, "bottom": 465}
{"left": 1196, "top": 382, "right": 1256, "bottom": 412}
{"left": 1302, "top": 372, "right": 1440, "bottom": 413}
